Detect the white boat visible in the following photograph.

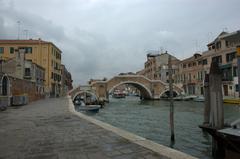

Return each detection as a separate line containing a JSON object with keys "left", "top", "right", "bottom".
{"left": 173, "top": 95, "right": 197, "bottom": 101}
{"left": 112, "top": 90, "right": 126, "bottom": 98}
{"left": 77, "top": 105, "right": 101, "bottom": 112}
{"left": 193, "top": 96, "right": 205, "bottom": 102}
{"left": 74, "top": 100, "right": 101, "bottom": 112}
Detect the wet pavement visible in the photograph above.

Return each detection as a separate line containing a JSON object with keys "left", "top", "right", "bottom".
{"left": 0, "top": 97, "right": 169, "bottom": 159}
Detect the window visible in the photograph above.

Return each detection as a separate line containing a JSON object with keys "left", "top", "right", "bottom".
{"left": 198, "top": 60, "right": 202, "bottom": 65}
{"left": 0, "top": 47, "right": 4, "bottom": 54}
{"left": 236, "top": 84, "right": 239, "bottom": 92}
{"left": 212, "top": 55, "right": 222, "bottom": 64}
{"left": 26, "top": 47, "right": 32, "bottom": 53}
{"left": 233, "top": 66, "right": 237, "bottom": 77}
{"left": 226, "top": 41, "right": 229, "bottom": 47}
{"left": 216, "top": 42, "right": 221, "bottom": 49}
{"left": 10, "top": 47, "right": 14, "bottom": 54}
{"left": 202, "top": 59, "right": 208, "bottom": 65}
{"left": 25, "top": 68, "right": 31, "bottom": 76}
{"left": 19, "top": 47, "right": 32, "bottom": 53}
{"left": 226, "top": 52, "right": 236, "bottom": 62}
{"left": 188, "top": 74, "right": 191, "bottom": 81}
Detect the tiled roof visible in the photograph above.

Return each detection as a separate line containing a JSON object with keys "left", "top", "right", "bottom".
{"left": 0, "top": 39, "right": 62, "bottom": 53}
{"left": 0, "top": 39, "right": 50, "bottom": 44}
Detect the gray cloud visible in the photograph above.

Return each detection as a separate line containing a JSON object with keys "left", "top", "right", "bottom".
{"left": 0, "top": 0, "right": 240, "bottom": 85}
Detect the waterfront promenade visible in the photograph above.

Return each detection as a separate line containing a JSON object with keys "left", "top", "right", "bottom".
{"left": 0, "top": 97, "right": 196, "bottom": 159}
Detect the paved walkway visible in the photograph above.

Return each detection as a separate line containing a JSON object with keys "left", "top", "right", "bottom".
{"left": 0, "top": 97, "right": 169, "bottom": 159}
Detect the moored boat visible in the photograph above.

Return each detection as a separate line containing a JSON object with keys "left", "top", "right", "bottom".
{"left": 193, "top": 96, "right": 205, "bottom": 102}
{"left": 74, "top": 99, "right": 101, "bottom": 113}
{"left": 173, "top": 94, "right": 197, "bottom": 101}
{"left": 77, "top": 105, "right": 101, "bottom": 113}
{"left": 223, "top": 98, "right": 240, "bottom": 104}
{"left": 112, "top": 90, "right": 126, "bottom": 98}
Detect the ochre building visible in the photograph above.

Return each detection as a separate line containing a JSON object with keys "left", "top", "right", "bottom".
{"left": 0, "top": 39, "right": 62, "bottom": 97}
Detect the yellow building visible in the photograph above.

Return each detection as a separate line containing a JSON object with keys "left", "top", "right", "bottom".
{"left": 0, "top": 39, "right": 62, "bottom": 97}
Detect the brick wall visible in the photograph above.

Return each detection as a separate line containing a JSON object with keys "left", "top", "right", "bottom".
{"left": 9, "top": 76, "right": 44, "bottom": 102}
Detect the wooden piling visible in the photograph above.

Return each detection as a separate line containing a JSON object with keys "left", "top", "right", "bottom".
{"left": 209, "top": 61, "right": 224, "bottom": 129}
{"left": 203, "top": 74, "right": 210, "bottom": 125}
{"left": 209, "top": 61, "right": 224, "bottom": 159}
{"left": 168, "top": 54, "right": 175, "bottom": 142}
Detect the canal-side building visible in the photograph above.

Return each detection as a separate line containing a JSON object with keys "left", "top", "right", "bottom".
{"left": 1, "top": 48, "right": 45, "bottom": 97}
{"left": 0, "top": 39, "right": 62, "bottom": 97}
{"left": 174, "top": 53, "right": 205, "bottom": 95}
{"left": 175, "top": 30, "right": 240, "bottom": 97}
{"left": 202, "top": 30, "right": 240, "bottom": 97}
{"left": 61, "top": 64, "right": 73, "bottom": 96}
{"left": 139, "top": 51, "right": 180, "bottom": 82}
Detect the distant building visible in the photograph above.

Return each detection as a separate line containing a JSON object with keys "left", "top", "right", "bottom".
{"left": 88, "top": 78, "right": 107, "bottom": 85}
{"left": 175, "top": 53, "right": 204, "bottom": 95}
{"left": 0, "top": 39, "right": 62, "bottom": 97}
{"left": 140, "top": 51, "right": 180, "bottom": 82}
{"left": 175, "top": 30, "right": 240, "bottom": 97}
{"left": 61, "top": 64, "right": 73, "bottom": 96}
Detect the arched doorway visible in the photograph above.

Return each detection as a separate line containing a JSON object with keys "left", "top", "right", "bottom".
{"left": 0, "top": 75, "right": 10, "bottom": 110}
{"left": 2, "top": 76, "right": 8, "bottom": 96}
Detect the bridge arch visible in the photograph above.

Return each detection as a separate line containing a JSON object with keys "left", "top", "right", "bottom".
{"left": 159, "top": 89, "right": 180, "bottom": 98}
{"left": 108, "top": 81, "right": 152, "bottom": 99}
{"left": 72, "top": 90, "right": 98, "bottom": 102}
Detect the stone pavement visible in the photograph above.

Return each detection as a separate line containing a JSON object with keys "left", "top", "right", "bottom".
{"left": 0, "top": 97, "right": 169, "bottom": 159}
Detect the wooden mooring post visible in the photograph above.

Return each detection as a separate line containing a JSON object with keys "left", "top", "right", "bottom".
{"left": 168, "top": 54, "right": 175, "bottom": 142}
{"left": 203, "top": 74, "right": 210, "bottom": 124}
{"left": 202, "top": 61, "right": 225, "bottom": 159}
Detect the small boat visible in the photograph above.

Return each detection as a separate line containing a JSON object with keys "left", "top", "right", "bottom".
{"left": 194, "top": 96, "right": 205, "bottom": 102}
{"left": 77, "top": 105, "right": 101, "bottom": 113}
{"left": 223, "top": 98, "right": 240, "bottom": 104}
{"left": 74, "top": 100, "right": 101, "bottom": 113}
{"left": 173, "top": 95, "right": 184, "bottom": 101}
{"left": 173, "top": 95, "right": 197, "bottom": 101}
{"left": 112, "top": 90, "right": 126, "bottom": 98}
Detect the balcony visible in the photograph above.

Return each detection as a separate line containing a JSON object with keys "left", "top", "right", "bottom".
{"left": 222, "top": 76, "right": 233, "bottom": 82}
{"left": 24, "top": 74, "right": 32, "bottom": 79}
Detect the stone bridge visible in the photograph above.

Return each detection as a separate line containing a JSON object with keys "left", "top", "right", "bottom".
{"left": 69, "top": 75, "right": 184, "bottom": 101}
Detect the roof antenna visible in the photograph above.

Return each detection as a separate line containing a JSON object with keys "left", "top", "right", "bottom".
{"left": 23, "top": 29, "right": 28, "bottom": 39}
{"left": 223, "top": 27, "right": 228, "bottom": 32}
{"left": 17, "top": 21, "right": 21, "bottom": 39}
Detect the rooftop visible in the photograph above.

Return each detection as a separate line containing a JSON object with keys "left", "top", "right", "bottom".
{"left": 0, "top": 39, "right": 62, "bottom": 53}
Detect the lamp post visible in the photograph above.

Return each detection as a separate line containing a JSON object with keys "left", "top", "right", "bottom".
{"left": 237, "top": 45, "right": 240, "bottom": 98}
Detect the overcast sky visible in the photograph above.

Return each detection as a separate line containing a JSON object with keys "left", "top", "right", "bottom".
{"left": 0, "top": 0, "right": 239, "bottom": 85}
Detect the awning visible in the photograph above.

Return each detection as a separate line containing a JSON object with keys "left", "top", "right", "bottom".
{"left": 219, "top": 63, "right": 232, "bottom": 69}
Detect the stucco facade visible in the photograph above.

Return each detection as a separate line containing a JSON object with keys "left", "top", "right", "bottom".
{"left": 0, "top": 39, "right": 62, "bottom": 97}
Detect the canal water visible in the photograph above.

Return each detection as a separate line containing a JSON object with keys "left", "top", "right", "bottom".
{"left": 80, "top": 96, "right": 240, "bottom": 159}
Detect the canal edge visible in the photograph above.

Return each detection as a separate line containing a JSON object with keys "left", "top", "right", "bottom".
{"left": 67, "top": 96, "right": 198, "bottom": 159}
